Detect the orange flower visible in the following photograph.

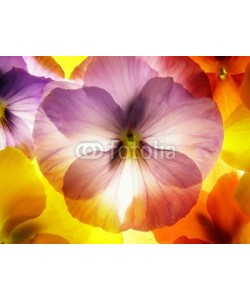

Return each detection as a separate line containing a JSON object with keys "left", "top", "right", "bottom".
{"left": 191, "top": 56, "right": 250, "bottom": 120}
{"left": 153, "top": 173, "right": 249, "bottom": 244}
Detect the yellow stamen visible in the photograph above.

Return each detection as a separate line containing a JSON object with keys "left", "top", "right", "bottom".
{"left": 219, "top": 66, "right": 227, "bottom": 80}
{"left": 121, "top": 130, "right": 141, "bottom": 159}
{"left": 0, "top": 100, "right": 7, "bottom": 120}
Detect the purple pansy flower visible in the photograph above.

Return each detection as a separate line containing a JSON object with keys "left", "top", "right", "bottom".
{"left": 34, "top": 56, "right": 223, "bottom": 232}
{"left": 0, "top": 57, "right": 50, "bottom": 157}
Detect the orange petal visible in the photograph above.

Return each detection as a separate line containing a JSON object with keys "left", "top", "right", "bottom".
{"left": 0, "top": 148, "right": 46, "bottom": 239}
{"left": 240, "top": 63, "right": 250, "bottom": 110}
{"left": 190, "top": 56, "right": 219, "bottom": 73}
{"left": 235, "top": 173, "right": 250, "bottom": 217}
{"left": 173, "top": 236, "right": 207, "bottom": 244}
{"left": 212, "top": 75, "right": 241, "bottom": 120}
{"left": 227, "top": 57, "right": 250, "bottom": 74}
{"left": 153, "top": 192, "right": 215, "bottom": 244}
{"left": 207, "top": 172, "right": 249, "bottom": 242}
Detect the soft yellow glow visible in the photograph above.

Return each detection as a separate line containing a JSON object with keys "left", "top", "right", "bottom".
{"left": 221, "top": 104, "right": 250, "bottom": 171}
{"left": 123, "top": 229, "right": 158, "bottom": 244}
{"left": 53, "top": 56, "right": 87, "bottom": 78}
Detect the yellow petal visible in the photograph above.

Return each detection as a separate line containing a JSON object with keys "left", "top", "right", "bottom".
{"left": 53, "top": 56, "right": 88, "bottom": 79}
{"left": 21, "top": 233, "right": 69, "bottom": 244}
{"left": 122, "top": 229, "right": 158, "bottom": 244}
{"left": 221, "top": 104, "right": 250, "bottom": 171}
{"left": 0, "top": 148, "right": 46, "bottom": 240}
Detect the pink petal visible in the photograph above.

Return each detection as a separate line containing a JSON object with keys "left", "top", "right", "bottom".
{"left": 41, "top": 87, "right": 124, "bottom": 140}
{"left": 129, "top": 77, "right": 223, "bottom": 178}
{"left": 83, "top": 56, "right": 158, "bottom": 111}
{"left": 34, "top": 87, "right": 124, "bottom": 191}
{"left": 63, "top": 146, "right": 202, "bottom": 232}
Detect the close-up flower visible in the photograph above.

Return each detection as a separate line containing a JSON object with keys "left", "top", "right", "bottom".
{"left": 33, "top": 56, "right": 223, "bottom": 232}
{"left": 190, "top": 56, "right": 250, "bottom": 120}
{"left": 1, "top": 55, "right": 250, "bottom": 243}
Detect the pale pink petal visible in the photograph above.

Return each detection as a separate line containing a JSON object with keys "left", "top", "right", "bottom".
{"left": 83, "top": 56, "right": 158, "bottom": 111}
{"left": 129, "top": 77, "right": 223, "bottom": 178}
{"left": 63, "top": 146, "right": 201, "bottom": 232}
{"left": 34, "top": 86, "right": 124, "bottom": 191}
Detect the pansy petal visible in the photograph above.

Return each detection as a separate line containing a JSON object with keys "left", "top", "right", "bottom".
{"left": 23, "top": 56, "right": 64, "bottom": 79}
{"left": 144, "top": 56, "right": 212, "bottom": 98}
{"left": 207, "top": 172, "right": 249, "bottom": 242}
{"left": 64, "top": 146, "right": 201, "bottom": 232}
{"left": 41, "top": 87, "right": 123, "bottom": 140}
{"left": 227, "top": 56, "right": 250, "bottom": 74}
{"left": 240, "top": 63, "right": 250, "bottom": 110}
{"left": 173, "top": 237, "right": 207, "bottom": 244}
{"left": 122, "top": 230, "right": 158, "bottom": 244}
{"left": 0, "top": 111, "right": 34, "bottom": 157}
{"left": 190, "top": 56, "right": 219, "bottom": 73}
{"left": 129, "top": 77, "right": 223, "bottom": 178}
{"left": 0, "top": 56, "right": 27, "bottom": 74}
{"left": 83, "top": 56, "right": 157, "bottom": 111}
{"left": 209, "top": 73, "right": 241, "bottom": 120}
{"left": 70, "top": 57, "right": 94, "bottom": 84}
{"left": 0, "top": 68, "right": 50, "bottom": 125}
{"left": 41, "top": 80, "right": 81, "bottom": 102}
{"left": 21, "top": 233, "right": 70, "bottom": 244}
{"left": 221, "top": 104, "right": 250, "bottom": 171}
{"left": 34, "top": 87, "right": 123, "bottom": 191}
{"left": 33, "top": 106, "right": 81, "bottom": 191}
{"left": 0, "top": 148, "right": 46, "bottom": 241}
{"left": 235, "top": 173, "right": 250, "bottom": 218}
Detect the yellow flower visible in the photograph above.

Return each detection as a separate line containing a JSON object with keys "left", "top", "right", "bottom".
{"left": 0, "top": 147, "right": 67, "bottom": 243}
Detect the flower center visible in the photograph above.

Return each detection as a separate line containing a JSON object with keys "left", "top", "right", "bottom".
{"left": 219, "top": 66, "right": 227, "bottom": 80}
{"left": 0, "top": 100, "right": 6, "bottom": 120}
{"left": 121, "top": 129, "right": 141, "bottom": 158}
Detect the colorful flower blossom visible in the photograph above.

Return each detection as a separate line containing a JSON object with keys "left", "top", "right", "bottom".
{"left": 34, "top": 56, "right": 223, "bottom": 232}
{"left": 191, "top": 56, "right": 250, "bottom": 120}
{"left": 0, "top": 57, "right": 50, "bottom": 157}
{"left": 153, "top": 173, "right": 250, "bottom": 244}
{"left": 0, "top": 147, "right": 68, "bottom": 244}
